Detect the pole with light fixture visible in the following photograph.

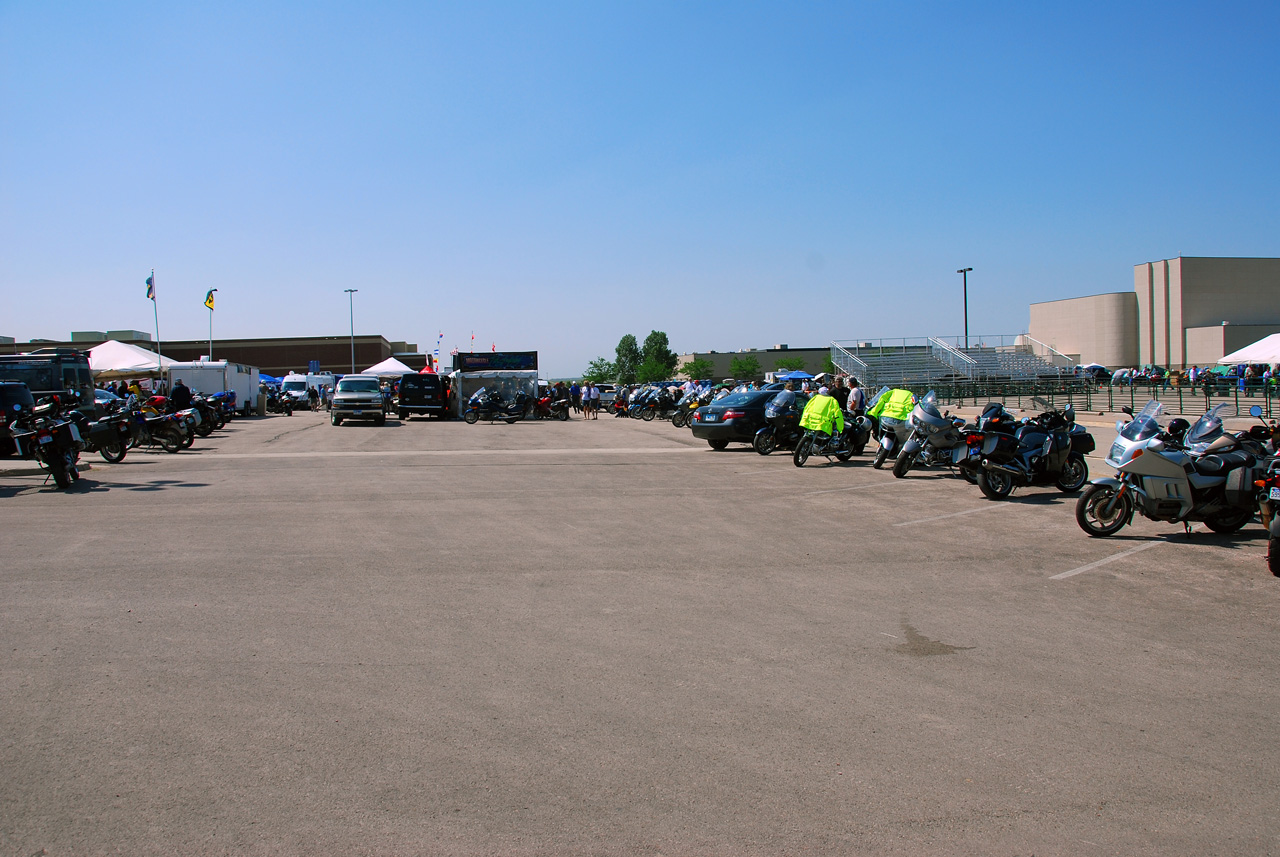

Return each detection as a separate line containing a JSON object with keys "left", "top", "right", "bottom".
{"left": 344, "top": 289, "right": 359, "bottom": 373}
{"left": 957, "top": 268, "right": 973, "bottom": 349}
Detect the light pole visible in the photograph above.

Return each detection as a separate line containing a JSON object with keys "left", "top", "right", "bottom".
{"left": 344, "top": 289, "right": 358, "bottom": 373}
{"left": 957, "top": 268, "right": 973, "bottom": 349}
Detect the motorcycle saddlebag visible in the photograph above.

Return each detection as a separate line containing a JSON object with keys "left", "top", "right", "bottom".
{"left": 1224, "top": 466, "right": 1260, "bottom": 508}
{"left": 982, "top": 433, "right": 1018, "bottom": 456}
{"left": 1070, "top": 431, "right": 1096, "bottom": 454}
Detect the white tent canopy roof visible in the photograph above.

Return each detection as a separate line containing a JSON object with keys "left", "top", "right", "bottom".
{"left": 1218, "top": 333, "right": 1280, "bottom": 365}
{"left": 88, "top": 339, "right": 176, "bottom": 377}
{"left": 361, "top": 357, "right": 416, "bottom": 377}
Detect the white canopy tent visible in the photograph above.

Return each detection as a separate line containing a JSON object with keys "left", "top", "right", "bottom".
{"left": 361, "top": 357, "right": 416, "bottom": 377}
{"left": 88, "top": 340, "right": 176, "bottom": 379}
{"left": 1219, "top": 334, "right": 1280, "bottom": 366}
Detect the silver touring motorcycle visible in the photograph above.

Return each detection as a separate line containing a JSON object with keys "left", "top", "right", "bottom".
{"left": 1075, "top": 400, "right": 1261, "bottom": 537}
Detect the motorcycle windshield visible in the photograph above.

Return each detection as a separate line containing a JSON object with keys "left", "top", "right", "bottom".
{"left": 1186, "top": 403, "right": 1229, "bottom": 448}
{"left": 918, "top": 390, "right": 941, "bottom": 420}
{"left": 1119, "top": 400, "right": 1163, "bottom": 441}
{"left": 469, "top": 387, "right": 487, "bottom": 404}
{"left": 765, "top": 390, "right": 796, "bottom": 418}
{"left": 865, "top": 386, "right": 891, "bottom": 411}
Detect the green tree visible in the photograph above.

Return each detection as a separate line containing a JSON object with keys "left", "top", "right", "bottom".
{"left": 774, "top": 356, "right": 807, "bottom": 372}
{"left": 615, "top": 334, "right": 642, "bottom": 384}
{"left": 822, "top": 355, "right": 837, "bottom": 376}
{"left": 681, "top": 356, "right": 715, "bottom": 380}
{"left": 729, "top": 354, "right": 762, "bottom": 380}
{"left": 641, "top": 330, "right": 679, "bottom": 378}
{"left": 635, "top": 357, "right": 671, "bottom": 384}
{"left": 582, "top": 357, "right": 616, "bottom": 384}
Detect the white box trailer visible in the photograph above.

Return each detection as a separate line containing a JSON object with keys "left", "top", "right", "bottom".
{"left": 166, "top": 360, "right": 261, "bottom": 416}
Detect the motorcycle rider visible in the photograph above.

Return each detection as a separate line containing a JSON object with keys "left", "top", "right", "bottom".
{"left": 867, "top": 387, "right": 914, "bottom": 423}
{"left": 799, "top": 385, "right": 844, "bottom": 448}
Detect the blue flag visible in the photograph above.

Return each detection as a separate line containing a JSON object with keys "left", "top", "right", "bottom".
{"left": 146, "top": 274, "right": 155, "bottom": 301}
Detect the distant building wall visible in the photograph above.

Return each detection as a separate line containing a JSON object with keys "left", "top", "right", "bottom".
{"left": 1136, "top": 257, "right": 1280, "bottom": 368}
{"left": 1029, "top": 292, "right": 1138, "bottom": 368}
{"left": 676, "top": 347, "right": 830, "bottom": 381}
{"left": 1184, "top": 323, "right": 1280, "bottom": 367}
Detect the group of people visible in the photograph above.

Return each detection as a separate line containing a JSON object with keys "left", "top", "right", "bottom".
{"left": 1104, "top": 363, "right": 1280, "bottom": 392}
{"left": 553, "top": 381, "right": 602, "bottom": 418}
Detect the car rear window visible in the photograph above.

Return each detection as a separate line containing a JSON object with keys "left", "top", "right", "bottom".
{"left": 714, "top": 392, "right": 771, "bottom": 407}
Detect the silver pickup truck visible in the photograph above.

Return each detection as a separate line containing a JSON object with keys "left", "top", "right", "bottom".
{"left": 330, "top": 375, "right": 386, "bottom": 426}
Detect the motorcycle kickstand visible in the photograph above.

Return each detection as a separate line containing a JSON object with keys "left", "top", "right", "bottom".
{"left": 1183, "top": 521, "right": 1195, "bottom": 537}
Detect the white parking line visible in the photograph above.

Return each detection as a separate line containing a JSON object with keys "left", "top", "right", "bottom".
{"left": 1050, "top": 528, "right": 1201, "bottom": 579}
{"left": 893, "top": 505, "right": 1001, "bottom": 527}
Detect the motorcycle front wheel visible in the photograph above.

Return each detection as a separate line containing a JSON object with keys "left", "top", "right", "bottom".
{"left": 671, "top": 412, "right": 686, "bottom": 428}
{"left": 978, "top": 469, "right": 1014, "bottom": 500}
{"left": 793, "top": 435, "right": 812, "bottom": 467}
{"left": 464, "top": 410, "right": 479, "bottom": 425}
{"left": 892, "top": 452, "right": 913, "bottom": 478}
{"left": 1075, "top": 483, "right": 1131, "bottom": 537}
{"left": 873, "top": 445, "right": 889, "bottom": 469}
{"left": 642, "top": 408, "right": 655, "bottom": 422}
{"left": 754, "top": 428, "right": 776, "bottom": 456}
{"left": 181, "top": 431, "right": 195, "bottom": 449}
{"left": 1056, "top": 453, "right": 1089, "bottom": 492}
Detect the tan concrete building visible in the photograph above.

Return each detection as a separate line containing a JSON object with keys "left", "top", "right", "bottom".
{"left": 1030, "top": 256, "right": 1280, "bottom": 369}
{"left": 1029, "top": 292, "right": 1139, "bottom": 367}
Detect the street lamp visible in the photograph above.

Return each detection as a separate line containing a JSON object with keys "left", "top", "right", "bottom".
{"left": 344, "top": 289, "right": 358, "bottom": 373}
{"left": 957, "top": 268, "right": 973, "bottom": 350}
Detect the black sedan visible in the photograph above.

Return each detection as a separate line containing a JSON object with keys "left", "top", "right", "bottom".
{"left": 690, "top": 390, "right": 787, "bottom": 450}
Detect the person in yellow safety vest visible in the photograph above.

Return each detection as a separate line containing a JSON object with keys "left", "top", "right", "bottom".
{"left": 799, "top": 386, "right": 844, "bottom": 440}
{"left": 867, "top": 387, "right": 915, "bottom": 421}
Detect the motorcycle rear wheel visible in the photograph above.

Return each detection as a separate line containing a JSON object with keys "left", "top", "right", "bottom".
{"left": 978, "top": 469, "right": 1013, "bottom": 500}
{"left": 1204, "top": 507, "right": 1252, "bottom": 534}
{"left": 557, "top": 409, "right": 569, "bottom": 421}
{"left": 1075, "top": 483, "right": 1130, "bottom": 536}
{"left": 99, "top": 439, "right": 126, "bottom": 463}
{"left": 1269, "top": 538, "right": 1280, "bottom": 576}
{"left": 158, "top": 431, "right": 182, "bottom": 453}
{"left": 754, "top": 429, "right": 776, "bottom": 456}
{"left": 195, "top": 422, "right": 214, "bottom": 437}
{"left": 872, "top": 446, "right": 889, "bottom": 469}
{"left": 1055, "top": 453, "right": 1089, "bottom": 492}
{"left": 892, "top": 453, "right": 912, "bottom": 478}
{"left": 50, "top": 456, "right": 71, "bottom": 489}
{"left": 464, "top": 411, "right": 479, "bottom": 425}
{"left": 835, "top": 447, "right": 853, "bottom": 462}
{"left": 793, "top": 436, "right": 812, "bottom": 467}
{"left": 504, "top": 416, "right": 518, "bottom": 425}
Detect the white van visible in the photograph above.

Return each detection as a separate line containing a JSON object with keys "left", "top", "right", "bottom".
{"left": 280, "top": 373, "right": 311, "bottom": 409}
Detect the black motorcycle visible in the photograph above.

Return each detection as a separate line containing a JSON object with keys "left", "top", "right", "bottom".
{"left": 975, "top": 399, "right": 1094, "bottom": 500}
{"left": 464, "top": 387, "right": 528, "bottom": 424}
{"left": 754, "top": 395, "right": 805, "bottom": 455}
{"left": 10, "top": 395, "right": 84, "bottom": 488}
{"left": 69, "top": 402, "right": 133, "bottom": 463}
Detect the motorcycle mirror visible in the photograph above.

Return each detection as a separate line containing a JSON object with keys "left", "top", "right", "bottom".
{"left": 1121, "top": 405, "right": 1133, "bottom": 416}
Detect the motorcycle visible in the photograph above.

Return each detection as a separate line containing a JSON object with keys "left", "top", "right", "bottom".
{"left": 672, "top": 388, "right": 713, "bottom": 428}
{"left": 792, "top": 422, "right": 854, "bottom": 467}
{"left": 464, "top": 387, "right": 528, "bottom": 424}
{"left": 68, "top": 403, "right": 133, "bottom": 463}
{"left": 1256, "top": 448, "right": 1280, "bottom": 577}
{"left": 973, "top": 398, "right": 1093, "bottom": 499}
{"left": 754, "top": 394, "right": 804, "bottom": 455}
{"left": 265, "top": 388, "right": 292, "bottom": 415}
{"left": 1076, "top": 400, "right": 1261, "bottom": 537}
{"left": 891, "top": 390, "right": 973, "bottom": 479}
{"left": 10, "top": 395, "right": 84, "bottom": 488}
{"left": 531, "top": 394, "right": 571, "bottom": 421}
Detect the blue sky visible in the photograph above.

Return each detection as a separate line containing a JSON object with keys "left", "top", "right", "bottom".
{"left": 2, "top": 1, "right": 1277, "bottom": 376}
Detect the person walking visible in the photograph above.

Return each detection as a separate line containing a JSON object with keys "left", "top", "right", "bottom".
{"left": 570, "top": 381, "right": 581, "bottom": 415}
{"left": 589, "top": 381, "right": 601, "bottom": 419}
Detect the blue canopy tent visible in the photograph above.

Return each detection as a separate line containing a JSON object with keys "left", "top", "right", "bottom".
{"left": 780, "top": 370, "right": 814, "bottom": 380}
{"left": 259, "top": 373, "right": 281, "bottom": 385}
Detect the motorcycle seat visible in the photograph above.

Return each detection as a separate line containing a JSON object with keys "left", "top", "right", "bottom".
{"left": 1193, "top": 450, "right": 1255, "bottom": 476}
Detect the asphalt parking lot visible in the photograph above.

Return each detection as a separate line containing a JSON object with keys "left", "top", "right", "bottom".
{"left": 3, "top": 409, "right": 1279, "bottom": 856}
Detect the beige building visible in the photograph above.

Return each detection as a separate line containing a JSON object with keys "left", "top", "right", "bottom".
{"left": 1031, "top": 256, "right": 1280, "bottom": 369}
{"left": 1029, "top": 292, "right": 1139, "bottom": 367}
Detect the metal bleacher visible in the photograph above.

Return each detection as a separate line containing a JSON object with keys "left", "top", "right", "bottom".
{"left": 830, "top": 335, "right": 1074, "bottom": 389}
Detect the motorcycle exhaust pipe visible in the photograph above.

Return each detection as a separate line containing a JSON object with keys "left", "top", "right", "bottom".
{"left": 981, "top": 459, "right": 1023, "bottom": 477}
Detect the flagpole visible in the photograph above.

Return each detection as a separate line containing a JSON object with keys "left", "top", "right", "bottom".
{"left": 207, "top": 289, "right": 218, "bottom": 360}
{"left": 151, "top": 269, "right": 162, "bottom": 384}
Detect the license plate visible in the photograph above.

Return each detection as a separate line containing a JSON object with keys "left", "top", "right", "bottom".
{"left": 39, "top": 435, "right": 52, "bottom": 444}
{"left": 1270, "top": 487, "right": 1280, "bottom": 501}
{"left": 703, "top": 414, "right": 717, "bottom": 422}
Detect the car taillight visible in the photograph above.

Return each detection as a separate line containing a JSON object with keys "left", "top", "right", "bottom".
{"left": 723, "top": 410, "right": 747, "bottom": 420}
{"left": 692, "top": 412, "right": 701, "bottom": 422}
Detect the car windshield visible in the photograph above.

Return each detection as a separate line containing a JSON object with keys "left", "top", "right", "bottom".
{"left": 337, "top": 377, "right": 380, "bottom": 393}
{"left": 1120, "top": 400, "right": 1163, "bottom": 441}
{"left": 1185, "top": 403, "right": 1229, "bottom": 447}
{"left": 282, "top": 380, "right": 306, "bottom": 392}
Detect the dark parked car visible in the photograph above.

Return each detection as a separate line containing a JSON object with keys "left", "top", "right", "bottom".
{"left": 397, "top": 372, "right": 448, "bottom": 419}
{"left": 690, "top": 390, "right": 791, "bottom": 450}
{"left": 0, "top": 381, "right": 36, "bottom": 457}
